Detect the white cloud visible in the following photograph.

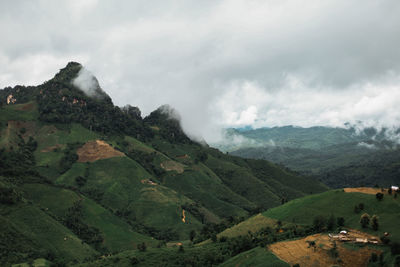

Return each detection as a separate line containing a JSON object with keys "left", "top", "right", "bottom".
{"left": 72, "top": 67, "right": 100, "bottom": 97}
{"left": 1, "top": 0, "right": 400, "bottom": 142}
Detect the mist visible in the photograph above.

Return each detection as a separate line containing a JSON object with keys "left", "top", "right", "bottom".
{"left": 1, "top": 0, "right": 400, "bottom": 143}
{"left": 72, "top": 68, "right": 100, "bottom": 97}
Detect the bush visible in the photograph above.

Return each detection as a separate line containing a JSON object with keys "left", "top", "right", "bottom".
{"left": 369, "top": 252, "right": 378, "bottom": 262}
{"left": 137, "top": 242, "right": 147, "bottom": 252}
{"left": 337, "top": 217, "right": 345, "bottom": 227}
{"left": 392, "top": 242, "right": 400, "bottom": 255}
{"left": 376, "top": 193, "right": 384, "bottom": 201}
{"left": 313, "top": 215, "right": 326, "bottom": 231}
{"left": 360, "top": 213, "right": 370, "bottom": 228}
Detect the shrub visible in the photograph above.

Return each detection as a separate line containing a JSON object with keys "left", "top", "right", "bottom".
{"left": 376, "top": 193, "right": 384, "bottom": 201}
{"left": 337, "top": 217, "right": 345, "bottom": 227}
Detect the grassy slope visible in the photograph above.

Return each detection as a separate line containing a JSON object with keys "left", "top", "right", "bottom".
{"left": 204, "top": 155, "right": 281, "bottom": 209}
{"left": 0, "top": 101, "right": 39, "bottom": 123}
{"left": 217, "top": 214, "right": 277, "bottom": 239}
{"left": 56, "top": 157, "right": 203, "bottom": 239}
{"left": 0, "top": 202, "right": 97, "bottom": 263}
{"left": 21, "top": 183, "right": 155, "bottom": 252}
{"left": 263, "top": 189, "right": 400, "bottom": 242}
{"left": 219, "top": 247, "right": 289, "bottom": 267}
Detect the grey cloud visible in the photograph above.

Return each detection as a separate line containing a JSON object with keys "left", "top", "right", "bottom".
{"left": 1, "top": 0, "right": 400, "bottom": 142}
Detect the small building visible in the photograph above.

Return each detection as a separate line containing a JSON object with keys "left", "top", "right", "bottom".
{"left": 340, "top": 230, "right": 348, "bottom": 235}
{"left": 391, "top": 186, "right": 399, "bottom": 191}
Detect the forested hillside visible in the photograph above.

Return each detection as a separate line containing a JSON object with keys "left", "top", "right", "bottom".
{"left": 0, "top": 62, "right": 327, "bottom": 266}
{"left": 219, "top": 127, "right": 400, "bottom": 188}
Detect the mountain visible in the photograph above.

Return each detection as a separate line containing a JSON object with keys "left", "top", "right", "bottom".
{"left": 216, "top": 126, "right": 400, "bottom": 188}
{"left": 0, "top": 62, "right": 327, "bottom": 266}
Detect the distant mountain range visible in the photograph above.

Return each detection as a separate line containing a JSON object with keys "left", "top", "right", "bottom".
{"left": 214, "top": 126, "right": 400, "bottom": 188}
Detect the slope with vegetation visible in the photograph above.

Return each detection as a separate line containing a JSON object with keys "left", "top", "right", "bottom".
{"left": 220, "top": 126, "right": 400, "bottom": 188}
{"left": 0, "top": 62, "right": 327, "bottom": 266}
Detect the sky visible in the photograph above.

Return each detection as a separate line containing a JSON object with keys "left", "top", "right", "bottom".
{"left": 1, "top": 0, "right": 400, "bottom": 142}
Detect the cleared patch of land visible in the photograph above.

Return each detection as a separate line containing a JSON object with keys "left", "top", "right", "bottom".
{"left": 344, "top": 187, "right": 384, "bottom": 195}
{"left": 269, "top": 233, "right": 380, "bottom": 267}
{"left": 160, "top": 160, "right": 185, "bottom": 173}
{"left": 77, "top": 140, "right": 125, "bottom": 162}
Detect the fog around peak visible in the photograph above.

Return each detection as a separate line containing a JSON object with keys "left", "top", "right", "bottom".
{"left": 1, "top": 0, "right": 400, "bottom": 143}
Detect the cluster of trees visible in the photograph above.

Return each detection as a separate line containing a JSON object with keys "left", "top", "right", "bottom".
{"left": 59, "top": 142, "right": 82, "bottom": 174}
{"left": 0, "top": 135, "right": 38, "bottom": 180}
{"left": 360, "top": 213, "right": 379, "bottom": 230}
{"left": 63, "top": 200, "right": 104, "bottom": 250}
{"left": 37, "top": 80, "right": 154, "bottom": 141}
{"left": 312, "top": 214, "right": 345, "bottom": 232}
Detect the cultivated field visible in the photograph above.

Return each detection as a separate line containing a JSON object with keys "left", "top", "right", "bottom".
{"left": 269, "top": 233, "right": 380, "bottom": 267}
{"left": 344, "top": 187, "right": 383, "bottom": 195}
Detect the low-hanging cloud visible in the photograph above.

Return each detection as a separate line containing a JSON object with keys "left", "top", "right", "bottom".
{"left": 1, "top": 0, "right": 400, "bottom": 143}
{"left": 72, "top": 67, "right": 100, "bottom": 97}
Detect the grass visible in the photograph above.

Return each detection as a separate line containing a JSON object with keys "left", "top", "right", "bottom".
{"left": 220, "top": 247, "right": 290, "bottom": 267}
{"left": 21, "top": 183, "right": 156, "bottom": 252}
{"left": 12, "top": 258, "right": 52, "bottom": 267}
{"left": 1, "top": 202, "right": 97, "bottom": 263}
{"left": 0, "top": 101, "right": 39, "bottom": 123}
{"left": 56, "top": 157, "right": 203, "bottom": 239}
{"left": 218, "top": 214, "right": 277, "bottom": 239}
{"left": 263, "top": 189, "right": 400, "bottom": 242}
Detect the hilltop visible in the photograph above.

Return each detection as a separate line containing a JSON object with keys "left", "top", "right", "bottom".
{"left": 0, "top": 62, "right": 327, "bottom": 266}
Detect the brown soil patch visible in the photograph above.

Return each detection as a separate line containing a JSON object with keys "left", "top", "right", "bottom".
{"left": 269, "top": 233, "right": 381, "bottom": 267}
{"left": 344, "top": 187, "right": 383, "bottom": 195}
{"left": 76, "top": 140, "right": 125, "bottom": 162}
{"left": 41, "top": 144, "right": 64, "bottom": 152}
{"left": 160, "top": 161, "right": 185, "bottom": 173}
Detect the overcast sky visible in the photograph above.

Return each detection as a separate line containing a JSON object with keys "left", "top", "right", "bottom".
{"left": 1, "top": 0, "right": 400, "bottom": 142}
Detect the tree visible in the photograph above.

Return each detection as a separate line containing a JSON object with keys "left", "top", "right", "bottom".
{"left": 371, "top": 215, "right": 379, "bottom": 231}
{"left": 388, "top": 187, "right": 393, "bottom": 195}
{"left": 354, "top": 205, "right": 360, "bottom": 213}
{"left": 337, "top": 217, "right": 345, "bottom": 227}
{"left": 376, "top": 192, "right": 384, "bottom": 201}
{"left": 189, "top": 230, "right": 196, "bottom": 242}
{"left": 329, "top": 241, "right": 339, "bottom": 259}
{"left": 360, "top": 213, "right": 370, "bottom": 228}
{"left": 369, "top": 252, "right": 378, "bottom": 262}
{"left": 211, "top": 233, "right": 217, "bottom": 242}
{"left": 327, "top": 214, "right": 336, "bottom": 231}
{"left": 138, "top": 242, "right": 147, "bottom": 252}
{"left": 313, "top": 215, "right": 326, "bottom": 232}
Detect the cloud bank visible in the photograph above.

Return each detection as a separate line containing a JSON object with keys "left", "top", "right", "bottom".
{"left": 1, "top": 0, "right": 400, "bottom": 142}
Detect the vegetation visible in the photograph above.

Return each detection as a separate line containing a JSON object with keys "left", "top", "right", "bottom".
{"left": 2, "top": 62, "right": 398, "bottom": 266}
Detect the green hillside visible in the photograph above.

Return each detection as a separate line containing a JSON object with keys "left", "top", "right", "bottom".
{"left": 220, "top": 247, "right": 289, "bottom": 267}
{"left": 0, "top": 62, "right": 328, "bottom": 266}
{"left": 263, "top": 189, "right": 400, "bottom": 242}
